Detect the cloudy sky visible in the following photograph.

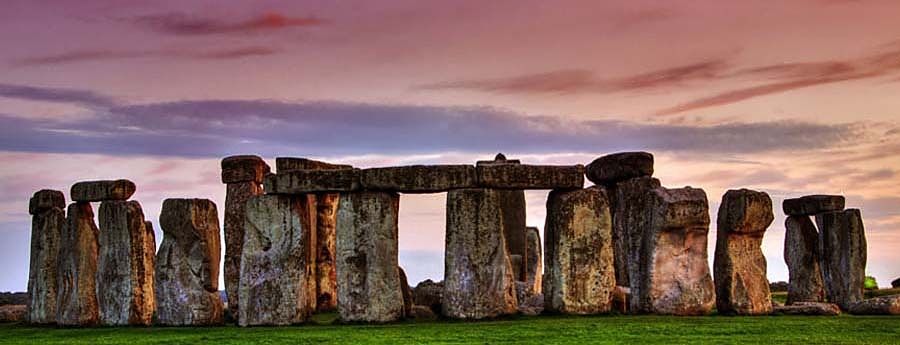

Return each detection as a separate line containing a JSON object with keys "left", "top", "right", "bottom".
{"left": 2, "top": 0, "right": 899, "bottom": 290}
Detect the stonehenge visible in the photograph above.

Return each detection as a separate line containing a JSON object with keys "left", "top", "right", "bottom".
{"left": 784, "top": 216, "right": 826, "bottom": 303}
{"left": 523, "top": 226, "right": 542, "bottom": 295}
{"left": 817, "top": 209, "right": 867, "bottom": 310}
{"left": 27, "top": 190, "right": 65, "bottom": 324}
{"left": 56, "top": 201, "right": 100, "bottom": 326}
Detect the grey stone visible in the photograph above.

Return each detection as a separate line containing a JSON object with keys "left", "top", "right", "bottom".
{"left": 585, "top": 152, "right": 654, "bottom": 186}
{"left": 413, "top": 279, "right": 443, "bottom": 314}
{"left": 816, "top": 209, "right": 867, "bottom": 310}
{"left": 444, "top": 188, "right": 518, "bottom": 319}
{"left": 847, "top": 295, "right": 900, "bottom": 315}
{"left": 543, "top": 187, "right": 615, "bottom": 314}
{"left": 476, "top": 164, "right": 584, "bottom": 190}
{"left": 772, "top": 302, "right": 841, "bottom": 315}
{"left": 71, "top": 179, "right": 136, "bottom": 202}
{"left": 223, "top": 181, "right": 264, "bottom": 322}
{"left": 611, "top": 176, "right": 661, "bottom": 290}
{"left": 28, "top": 189, "right": 65, "bottom": 215}
{"left": 784, "top": 215, "right": 826, "bottom": 304}
{"left": 475, "top": 153, "right": 521, "bottom": 166}
{"left": 221, "top": 155, "right": 270, "bottom": 184}
{"left": 515, "top": 281, "right": 544, "bottom": 316}
{"left": 56, "top": 202, "right": 99, "bottom": 326}
{"left": 264, "top": 169, "right": 361, "bottom": 194}
{"left": 360, "top": 165, "right": 476, "bottom": 193}
{"left": 399, "top": 267, "right": 413, "bottom": 318}
{"left": 97, "top": 200, "right": 155, "bottom": 326}
{"left": 276, "top": 157, "right": 352, "bottom": 172}
{"left": 27, "top": 192, "right": 64, "bottom": 324}
{"left": 524, "top": 227, "right": 542, "bottom": 295}
{"left": 499, "top": 190, "right": 527, "bottom": 280}
{"left": 782, "top": 195, "right": 845, "bottom": 216}
{"left": 409, "top": 305, "right": 438, "bottom": 321}
{"left": 0, "top": 305, "right": 26, "bottom": 323}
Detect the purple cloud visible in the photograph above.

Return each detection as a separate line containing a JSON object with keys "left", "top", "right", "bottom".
{"left": 133, "top": 12, "right": 324, "bottom": 36}
{"left": 0, "top": 83, "right": 117, "bottom": 108}
{"left": 12, "top": 47, "right": 279, "bottom": 66}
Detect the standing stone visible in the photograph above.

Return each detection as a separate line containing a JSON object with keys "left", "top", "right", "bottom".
{"left": 477, "top": 154, "right": 527, "bottom": 281}
{"left": 543, "top": 187, "right": 615, "bottom": 314}
{"left": 399, "top": 267, "right": 413, "bottom": 317}
{"left": 638, "top": 187, "right": 715, "bottom": 315}
{"left": 315, "top": 193, "right": 339, "bottom": 312}
{"left": 613, "top": 177, "right": 661, "bottom": 290}
{"left": 444, "top": 188, "right": 518, "bottom": 319}
{"left": 97, "top": 200, "right": 155, "bottom": 325}
{"left": 585, "top": 151, "right": 654, "bottom": 186}
{"left": 714, "top": 189, "right": 774, "bottom": 315}
{"left": 27, "top": 190, "right": 65, "bottom": 324}
{"left": 336, "top": 191, "right": 404, "bottom": 322}
{"left": 155, "top": 199, "right": 224, "bottom": 325}
{"left": 221, "top": 155, "right": 269, "bottom": 320}
{"left": 784, "top": 215, "right": 825, "bottom": 304}
{"left": 240, "top": 195, "right": 316, "bottom": 326}
{"left": 816, "top": 209, "right": 867, "bottom": 310}
{"left": 524, "top": 227, "right": 543, "bottom": 295}
{"left": 56, "top": 202, "right": 99, "bottom": 326}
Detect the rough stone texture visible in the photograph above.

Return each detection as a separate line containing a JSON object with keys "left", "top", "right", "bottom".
{"left": 543, "top": 187, "right": 615, "bottom": 314}
{"left": 155, "top": 199, "right": 224, "bottom": 326}
{"left": 29, "top": 189, "right": 65, "bottom": 215}
{"left": 509, "top": 255, "right": 523, "bottom": 283}
{"left": 276, "top": 157, "right": 352, "bottom": 172}
{"left": 336, "top": 191, "right": 404, "bottom": 323}
{"left": 585, "top": 152, "right": 654, "bottom": 186}
{"left": 56, "top": 202, "right": 99, "bottom": 326}
{"left": 847, "top": 295, "right": 900, "bottom": 315}
{"left": 399, "top": 267, "right": 413, "bottom": 318}
{"left": 816, "top": 209, "right": 867, "bottom": 310}
{"left": 498, "top": 189, "right": 527, "bottom": 280}
{"left": 784, "top": 215, "right": 826, "bottom": 304}
{"left": 524, "top": 227, "right": 542, "bottom": 295}
{"left": 612, "top": 286, "right": 630, "bottom": 314}
{"left": 611, "top": 176, "right": 661, "bottom": 289}
{"left": 409, "top": 305, "right": 438, "bottom": 321}
{"left": 71, "top": 179, "right": 136, "bottom": 202}
{"left": 221, "top": 155, "right": 270, "bottom": 184}
{"left": 637, "top": 187, "right": 715, "bottom": 315}
{"left": 476, "top": 153, "right": 521, "bottom": 166}
{"left": 714, "top": 189, "right": 774, "bottom": 315}
{"left": 772, "top": 302, "right": 841, "bottom": 316}
{"left": 360, "top": 165, "right": 476, "bottom": 193}
{"left": 476, "top": 164, "right": 584, "bottom": 190}
{"left": 27, "top": 192, "right": 64, "bottom": 324}
{"left": 515, "top": 281, "right": 544, "bottom": 316}
{"left": 413, "top": 280, "right": 443, "bottom": 314}
{"left": 782, "top": 195, "right": 845, "bottom": 216}
{"left": 265, "top": 168, "right": 361, "bottom": 194}
{"left": 444, "top": 188, "right": 518, "bottom": 319}
{"left": 223, "top": 180, "right": 264, "bottom": 320}
{"left": 0, "top": 305, "right": 26, "bottom": 323}
{"left": 97, "top": 200, "right": 155, "bottom": 326}
{"left": 315, "top": 193, "right": 339, "bottom": 312}
{"left": 240, "top": 195, "right": 316, "bottom": 326}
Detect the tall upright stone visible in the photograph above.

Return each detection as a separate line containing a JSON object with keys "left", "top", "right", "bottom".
{"left": 221, "top": 155, "right": 269, "bottom": 320}
{"left": 714, "top": 189, "right": 774, "bottom": 315}
{"left": 27, "top": 189, "right": 65, "bottom": 324}
{"left": 784, "top": 215, "right": 825, "bottom": 303}
{"left": 816, "top": 209, "right": 867, "bottom": 310}
{"left": 97, "top": 200, "right": 155, "bottom": 326}
{"left": 543, "top": 187, "right": 615, "bottom": 314}
{"left": 477, "top": 154, "right": 528, "bottom": 280}
{"left": 240, "top": 195, "right": 316, "bottom": 326}
{"left": 155, "top": 199, "right": 224, "bottom": 325}
{"left": 56, "top": 202, "right": 99, "bottom": 326}
{"left": 444, "top": 188, "right": 518, "bottom": 319}
{"left": 336, "top": 191, "right": 404, "bottom": 322}
{"left": 524, "top": 227, "right": 542, "bottom": 294}
{"left": 637, "top": 187, "right": 714, "bottom": 315}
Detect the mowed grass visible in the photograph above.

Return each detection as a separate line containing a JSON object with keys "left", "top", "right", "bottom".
{"left": 1, "top": 314, "right": 898, "bottom": 345}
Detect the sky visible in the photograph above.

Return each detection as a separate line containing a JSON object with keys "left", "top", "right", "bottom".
{"left": 1, "top": 0, "right": 899, "bottom": 290}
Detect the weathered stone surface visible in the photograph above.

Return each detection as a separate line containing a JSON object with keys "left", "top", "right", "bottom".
{"left": 276, "top": 157, "right": 352, "bottom": 172}
{"left": 0, "top": 305, "right": 26, "bottom": 323}
{"left": 360, "top": 165, "right": 476, "bottom": 193}
{"left": 498, "top": 189, "right": 527, "bottom": 280}
{"left": 637, "top": 187, "right": 714, "bottom": 315}
{"left": 221, "top": 155, "right": 270, "bottom": 184}
{"left": 475, "top": 153, "right": 521, "bottom": 166}
{"left": 265, "top": 169, "right": 360, "bottom": 194}
{"left": 97, "top": 200, "right": 155, "bottom": 326}
{"left": 27, "top": 193, "right": 63, "bottom": 324}
{"left": 524, "top": 227, "right": 542, "bottom": 295}
{"left": 772, "top": 302, "right": 841, "bottom": 316}
{"left": 816, "top": 209, "right": 867, "bottom": 310}
{"left": 71, "top": 179, "right": 136, "bottom": 202}
{"left": 476, "top": 164, "right": 584, "bottom": 190}
{"left": 784, "top": 215, "right": 825, "bottom": 304}
{"left": 782, "top": 195, "right": 845, "bottom": 216}
{"left": 399, "top": 267, "right": 413, "bottom": 318}
{"left": 29, "top": 189, "right": 65, "bottom": 215}
{"left": 612, "top": 286, "right": 630, "bottom": 314}
{"left": 240, "top": 195, "right": 316, "bottom": 326}
{"left": 515, "top": 281, "right": 544, "bottom": 316}
{"left": 336, "top": 191, "right": 404, "bottom": 322}
{"left": 444, "top": 188, "right": 518, "bottom": 319}
{"left": 714, "top": 189, "right": 774, "bottom": 315}
{"left": 509, "top": 255, "right": 523, "bottom": 283}
{"left": 585, "top": 152, "right": 654, "bottom": 186}
{"left": 611, "top": 176, "right": 661, "bottom": 290}
{"left": 409, "top": 305, "right": 438, "bottom": 321}
{"left": 315, "top": 193, "right": 339, "bottom": 312}
{"left": 57, "top": 202, "right": 99, "bottom": 326}
{"left": 155, "top": 199, "right": 224, "bottom": 326}
{"left": 223, "top": 180, "right": 264, "bottom": 320}
{"left": 543, "top": 187, "right": 615, "bottom": 314}
{"left": 847, "top": 295, "right": 900, "bottom": 315}
{"left": 413, "top": 279, "right": 443, "bottom": 314}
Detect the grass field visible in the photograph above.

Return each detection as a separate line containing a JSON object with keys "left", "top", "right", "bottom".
{"left": 2, "top": 314, "right": 898, "bottom": 344}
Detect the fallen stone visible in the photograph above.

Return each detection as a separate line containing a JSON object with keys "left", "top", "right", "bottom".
{"left": 399, "top": 267, "right": 413, "bottom": 318}
{"left": 97, "top": 200, "right": 155, "bottom": 326}
{"left": 409, "top": 305, "right": 438, "bottom": 321}
{"left": 360, "top": 165, "right": 476, "bottom": 193}
{"left": 336, "top": 191, "right": 404, "bottom": 323}
{"left": 515, "top": 281, "right": 544, "bottom": 316}
{"left": 413, "top": 280, "right": 443, "bottom": 314}
{"left": 27, "top": 192, "right": 64, "bottom": 324}
{"left": 585, "top": 152, "right": 654, "bottom": 186}
{"left": 223, "top": 180, "right": 265, "bottom": 321}
{"left": 56, "top": 202, "right": 100, "bottom": 326}
{"left": 155, "top": 199, "right": 224, "bottom": 326}
{"left": 543, "top": 186, "right": 615, "bottom": 314}
{"left": 816, "top": 209, "right": 867, "bottom": 310}
{"left": 444, "top": 188, "right": 518, "bottom": 319}
{"left": 476, "top": 164, "right": 584, "bottom": 190}
{"left": 265, "top": 168, "right": 361, "bottom": 194}
{"left": 276, "top": 157, "right": 352, "bottom": 172}
{"left": 772, "top": 302, "right": 840, "bottom": 316}
{"left": 611, "top": 177, "right": 661, "bottom": 294}
{"left": 71, "top": 179, "right": 136, "bottom": 202}
{"left": 638, "top": 186, "right": 715, "bottom": 315}
{"left": 784, "top": 215, "right": 826, "bottom": 304}
{"left": 221, "top": 155, "right": 270, "bottom": 184}
{"left": 847, "top": 295, "right": 900, "bottom": 315}
{"left": 782, "top": 195, "right": 845, "bottom": 216}
{"left": 240, "top": 195, "right": 316, "bottom": 326}
{"left": 714, "top": 189, "right": 774, "bottom": 315}
{"left": 315, "top": 193, "right": 339, "bottom": 312}
{"left": 0, "top": 305, "right": 26, "bottom": 323}
{"left": 524, "top": 227, "right": 542, "bottom": 295}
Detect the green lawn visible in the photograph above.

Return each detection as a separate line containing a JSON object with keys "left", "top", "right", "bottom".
{"left": 2, "top": 314, "right": 898, "bottom": 344}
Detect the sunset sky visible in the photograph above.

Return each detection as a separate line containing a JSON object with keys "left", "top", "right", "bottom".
{"left": 2, "top": 0, "right": 900, "bottom": 290}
